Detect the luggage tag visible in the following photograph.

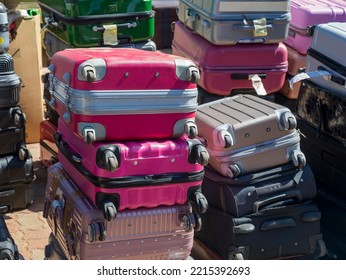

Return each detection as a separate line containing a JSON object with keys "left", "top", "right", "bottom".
{"left": 289, "top": 70, "right": 332, "bottom": 89}
{"left": 253, "top": 18, "right": 268, "bottom": 37}
{"left": 250, "top": 74, "right": 268, "bottom": 96}
{"left": 103, "top": 24, "right": 118, "bottom": 46}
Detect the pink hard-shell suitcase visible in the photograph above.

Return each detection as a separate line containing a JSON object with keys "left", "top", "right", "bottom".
{"left": 40, "top": 120, "right": 58, "bottom": 167}
{"left": 172, "top": 20, "right": 288, "bottom": 96}
{"left": 56, "top": 118, "right": 209, "bottom": 221}
{"left": 47, "top": 47, "right": 200, "bottom": 143}
{"left": 43, "top": 163, "right": 197, "bottom": 260}
{"left": 285, "top": 0, "right": 346, "bottom": 55}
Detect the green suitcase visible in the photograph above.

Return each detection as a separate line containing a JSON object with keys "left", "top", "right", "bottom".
{"left": 38, "top": 0, "right": 155, "bottom": 48}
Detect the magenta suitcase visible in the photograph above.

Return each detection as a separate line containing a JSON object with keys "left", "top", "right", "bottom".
{"left": 40, "top": 120, "right": 58, "bottom": 167}
{"left": 47, "top": 47, "right": 200, "bottom": 143}
{"left": 285, "top": 0, "right": 346, "bottom": 55}
{"left": 172, "top": 20, "right": 288, "bottom": 96}
{"left": 56, "top": 118, "right": 209, "bottom": 221}
{"left": 43, "top": 163, "right": 197, "bottom": 260}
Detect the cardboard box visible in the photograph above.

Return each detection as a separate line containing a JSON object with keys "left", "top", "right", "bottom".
{"left": 8, "top": 13, "right": 44, "bottom": 144}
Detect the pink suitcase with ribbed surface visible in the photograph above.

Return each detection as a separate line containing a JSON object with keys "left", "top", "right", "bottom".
{"left": 172, "top": 20, "right": 288, "bottom": 96}
{"left": 44, "top": 163, "right": 197, "bottom": 260}
{"left": 47, "top": 47, "right": 200, "bottom": 143}
{"left": 56, "top": 118, "right": 209, "bottom": 221}
{"left": 285, "top": 0, "right": 346, "bottom": 55}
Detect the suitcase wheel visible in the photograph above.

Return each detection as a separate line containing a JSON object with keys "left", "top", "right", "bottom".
{"left": 98, "top": 222, "right": 107, "bottom": 242}
{"left": 13, "top": 110, "right": 26, "bottom": 126}
{"left": 101, "top": 200, "right": 117, "bottom": 222}
{"left": 281, "top": 112, "right": 297, "bottom": 130}
{"left": 84, "top": 130, "right": 96, "bottom": 144}
{"left": 182, "top": 212, "right": 195, "bottom": 232}
{"left": 228, "top": 164, "right": 241, "bottom": 178}
{"left": 317, "top": 239, "right": 327, "bottom": 258}
{"left": 184, "top": 122, "right": 198, "bottom": 139}
{"left": 102, "top": 150, "right": 119, "bottom": 172}
{"left": 18, "top": 147, "right": 30, "bottom": 161}
{"left": 196, "top": 146, "right": 210, "bottom": 166}
{"left": 229, "top": 252, "right": 244, "bottom": 260}
{"left": 44, "top": 244, "right": 51, "bottom": 260}
{"left": 192, "top": 191, "right": 209, "bottom": 214}
{"left": 0, "top": 249, "right": 13, "bottom": 260}
{"left": 292, "top": 150, "right": 306, "bottom": 170}
{"left": 224, "top": 134, "right": 234, "bottom": 148}
{"left": 193, "top": 212, "right": 202, "bottom": 232}
{"left": 186, "top": 66, "right": 200, "bottom": 84}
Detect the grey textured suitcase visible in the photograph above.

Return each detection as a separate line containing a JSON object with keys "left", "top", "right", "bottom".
{"left": 0, "top": 3, "right": 9, "bottom": 54}
{"left": 0, "top": 214, "right": 22, "bottom": 260}
{"left": 196, "top": 95, "right": 305, "bottom": 178}
{"left": 306, "top": 22, "right": 346, "bottom": 96}
{"left": 177, "top": 0, "right": 291, "bottom": 45}
{"left": 44, "top": 163, "right": 198, "bottom": 260}
{"left": 195, "top": 201, "right": 327, "bottom": 260}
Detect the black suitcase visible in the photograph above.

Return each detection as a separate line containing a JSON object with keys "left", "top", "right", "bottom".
{"left": 202, "top": 163, "right": 317, "bottom": 217}
{"left": 315, "top": 186, "right": 346, "bottom": 260}
{"left": 0, "top": 106, "right": 26, "bottom": 129}
{"left": 195, "top": 201, "right": 327, "bottom": 260}
{"left": 0, "top": 53, "right": 21, "bottom": 108}
{"left": 0, "top": 214, "right": 22, "bottom": 260}
{"left": 0, "top": 154, "right": 35, "bottom": 213}
{"left": 296, "top": 80, "right": 346, "bottom": 196}
{"left": 42, "top": 72, "right": 59, "bottom": 127}
{"left": 44, "top": 233, "right": 68, "bottom": 260}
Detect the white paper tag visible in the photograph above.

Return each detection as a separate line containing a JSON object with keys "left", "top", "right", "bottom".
{"left": 289, "top": 70, "right": 332, "bottom": 89}
{"left": 103, "top": 24, "right": 118, "bottom": 46}
{"left": 250, "top": 74, "right": 267, "bottom": 96}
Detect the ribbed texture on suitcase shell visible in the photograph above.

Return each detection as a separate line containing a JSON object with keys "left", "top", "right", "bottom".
{"left": 0, "top": 53, "right": 14, "bottom": 74}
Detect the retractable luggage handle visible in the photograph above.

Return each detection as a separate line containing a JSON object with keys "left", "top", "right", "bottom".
{"left": 253, "top": 189, "right": 302, "bottom": 213}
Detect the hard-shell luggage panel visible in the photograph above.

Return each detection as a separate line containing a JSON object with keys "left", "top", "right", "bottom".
{"left": 202, "top": 163, "right": 316, "bottom": 217}
{"left": 44, "top": 163, "right": 196, "bottom": 260}
{"left": 0, "top": 154, "right": 34, "bottom": 186}
{"left": 0, "top": 128, "right": 26, "bottom": 158}
{"left": 195, "top": 202, "right": 326, "bottom": 260}
{"left": 38, "top": 0, "right": 155, "bottom": 47}
{"left": 0, "top": 183, "right": 34, "bottom": 213}
{"left": 285, "top": 0, "right": 346, "bottom": 54}
{"left": 40, "top": 120, "right": 58, "bottom": 167}
{"left": 56, "top": 133, "right": 208, "bottom": 220}
{"left": 48, "top": 47, "right": 200, "bottom": 141}
{"left": 306, "top": 22, "right": 346, "bottom": 96}
{"left": 177, "top": 0, "right": 291, "bottom": 45}
{"left": 172, "top": 20, "right": 288, "bottom": 95}
{"left": 196, "top": 94, "right": 297, "bottom": 151}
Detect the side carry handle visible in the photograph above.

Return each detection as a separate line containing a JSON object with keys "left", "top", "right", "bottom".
{"left": 253, "top": 189, "right": 302, "bottom": 212}
{"left": 261, "top": 217, "right": 296, "bottom": 231}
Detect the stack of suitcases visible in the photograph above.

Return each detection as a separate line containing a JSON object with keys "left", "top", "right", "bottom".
{"left": 191, "top": 94, "right": 327, "bottom": 260}
{"left": 37, "top": 0, "right": 157, "bottom": 58}
{"left": 172, "top": 0, "right": 291, "bottom": 104}
{"left": 294, "top": 22, "right": 346, "bottom": 259}
{"left": 42, "top": 47, "right": 212, "bottom": 260}
{"left": 279, "top": 0, "right": 346, "bottom": 100}
{"left": 0, "top": 2, "right": 35, "bottom": 215}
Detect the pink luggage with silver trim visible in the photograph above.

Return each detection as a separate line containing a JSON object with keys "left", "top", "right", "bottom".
{"left": 47, "top": 47, "right": 200, "bottom": 143}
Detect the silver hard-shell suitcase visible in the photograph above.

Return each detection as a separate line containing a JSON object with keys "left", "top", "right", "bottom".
{"left": 177, "top": 0, "right": 291, "bottom": 45}
{"left": 196, "top": 95, "right": 305, "bottom": 177}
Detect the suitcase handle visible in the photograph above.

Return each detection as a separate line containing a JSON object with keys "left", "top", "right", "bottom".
{"left": 261, "top": 217, "right": 296, "bottom": 231}
{"left": 253, "top": 190, "right": 302, "bottom": 212}
{"left": 92, "top": 22, "right": 138, "bottom": 32}
{"left": 231, "top": 73, "right": 267, "bottom": 80}
{"left": 233, "top": 16, "right": 273, "bottom": 31}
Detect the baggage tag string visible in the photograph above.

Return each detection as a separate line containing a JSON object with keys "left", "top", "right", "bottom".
{"left": 250, "top": 74, "right": 268, "bottom": 96}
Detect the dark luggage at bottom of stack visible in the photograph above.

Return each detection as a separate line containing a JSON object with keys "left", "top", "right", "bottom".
{"left": 0, "top": 214, "right": 24, "bottom": 260}
{"left": 194, "top": 201, "right": 326, "bottom": 260}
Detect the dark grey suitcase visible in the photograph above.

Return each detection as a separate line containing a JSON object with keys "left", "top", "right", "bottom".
{"left": 0, "top": 214, "right": 22, "bottom": 260}
{"left": 0, "top": 127, "right": 29, "bottom": 160}
{"left": 195, "top": 201, "right": 327, "bottom": 260}
{"left": 202, "top": 163, "right": 317, "bottom": 217}
{"left": 44, "top": 233, "right": 68, "bottom": 260}
{"left": 0, "top": 106, "right": 26, "bottom": 129}
{"left": 0, "top": 53, "right": 21, "bottom": 108}
{"left": 0, "top": 154, "right": 35, "bottom": 213}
